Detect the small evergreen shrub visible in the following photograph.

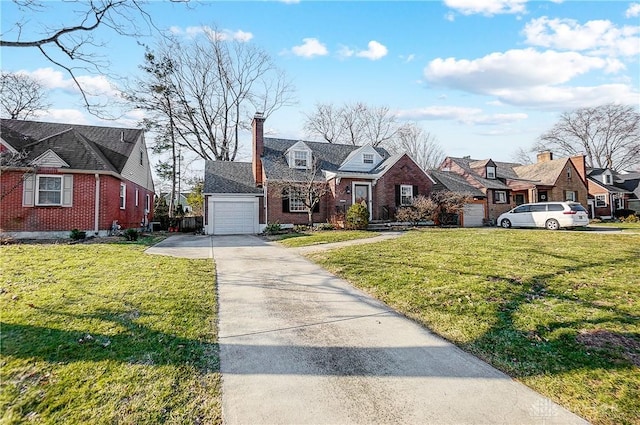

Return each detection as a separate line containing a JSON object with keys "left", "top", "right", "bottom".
{"left": 345, "top": 203, "right": 369, "bottom": 230}
{"left": 621, "top": 214, "right": 639, "bottom": 223}
{"left": 263, "top": 222, "right": 282, "bottom": 234}
{"left": 70, "top": 229, "right": 86, "bottom": 240}
{"left": 123, "top": 228, "right": 139, "bottom": 241}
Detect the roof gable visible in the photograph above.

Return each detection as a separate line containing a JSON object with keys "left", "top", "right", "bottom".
{"left": 513, "top": 158, "right": 569, "bottom": 185}
{"left": 338, "top": 144, "right": 383, "bottom": 172}
{"left": 31, "top": 149, "right": 69, "bottom": 168}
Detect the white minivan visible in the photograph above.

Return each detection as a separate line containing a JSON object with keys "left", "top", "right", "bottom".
{"left": 497, "top": 202, "right": 589, "bottom": 230}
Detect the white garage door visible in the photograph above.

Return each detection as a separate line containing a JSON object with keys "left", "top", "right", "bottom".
{"left": 209, "top": 198, "right": 258, "bottom": 235}
{"left": 463, "top": 204, "right": 485, "bottom": 227}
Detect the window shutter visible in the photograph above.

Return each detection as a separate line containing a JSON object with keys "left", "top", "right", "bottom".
{"left": 62, "top": 175, "right": 73, "bottom": 206}
{"left": 282, "top": 190, "right": 289, "bottom": 213}
{"left": 412, "top": 185, "right": 419, "bottom": 197}
{"left": 506, "top": 192, "right": 510, "bottom": 204}
{"left": 22, "top": 174, "right": 35, "bottom": 207}
{"left": 492, "top": 191, "right": 496, "bottom": 204}
{"left": 313, "top": 202, "right": 320, "bottom": 213}
{"left": 395, "top": 185, "right": 400, "bottom": 206}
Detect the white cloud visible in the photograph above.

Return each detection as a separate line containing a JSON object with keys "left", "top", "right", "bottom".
{"left": 169, "top": 26, "right": 253, "bottom": 42}
{"left": 21, "top": 68, "right": 119, "bottom": 98}
{"left": 291, "top": 38, "right": 328, "bottom": 58}
{"left": 395, "top": 106, "right": 527, "bottom": 125}
{"left": 38, "top": 109, "right": 90, "bottom": 125}
{"left": 444, "top": 0, "right": 527, "bottom": 16}
{"left": 356, "top": 40, "right": 388, "bottom": 60}
{"left": 400, "top": 54, "right": 416, "bottom": 63}
{"left": 445, "top": 12, "right": 456, "bottom": 22}
{"left": 492, "top": 84, "right": 640, "bottom": 109}
{"left": 523, "top": 17, "right": 640, "bottom": 57}
{"left": 338, "top": 45, "right": 355, "bottom": 59}
{"left": 424, "top": 48, "right": 621, "bottom": 93}
{"left": 626, "top": 3, "right": 640, "bottom": 18}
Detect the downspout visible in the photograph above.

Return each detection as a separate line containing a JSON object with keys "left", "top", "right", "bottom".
{"left": 263, "top": 180, "right": 268, "bottom": 228}
{"left": 94, "top": 174, "right": 100, "bottom": 234}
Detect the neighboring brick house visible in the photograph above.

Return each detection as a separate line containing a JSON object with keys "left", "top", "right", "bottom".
{"left": 203, "top": 113, "right": 434, "bottom": 235}
{"left": 1, "top": 119, "right": 155, "bottom": 238}
{"left": 586, "top": 168, "right": 639, "bottom": 218}
{"left": 439, "top": 151, "right": 588, "bottom": 224}
{"left": 429, "top": 170, "right": 487, "bottom": 227}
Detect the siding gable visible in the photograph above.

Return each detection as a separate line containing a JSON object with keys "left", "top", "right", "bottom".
{"left": 31, "top": 149, "right": 69, "bottom": 168}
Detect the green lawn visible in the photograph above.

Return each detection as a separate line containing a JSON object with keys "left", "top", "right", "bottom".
{"left": 275, "top": 230, "right": 378, "bottom": 248}
{"left": 308, "top": 228, "right": 640, "bottom": 425}
{"left": 590, "top": 222, "right": 640, "bottom": 233}
{"left": 1, "top": 243, "right": 220, "bottom": 424}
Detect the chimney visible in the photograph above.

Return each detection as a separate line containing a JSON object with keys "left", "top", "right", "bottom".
{"left": 570, "top": 154, "right": 587, "bottom": 184}
{"left": 252, "top": 112, "right": 265, "bottom": 186}
{"left": 537, "top": 151, "right": 553, "bottom": 163}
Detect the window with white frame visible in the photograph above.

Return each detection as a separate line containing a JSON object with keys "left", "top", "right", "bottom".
{"left": 595, "top": 194, "right": 607, "bottom": 207}
{"left": 400, "top": 185, "right": 414, "bottom": 206}
{"left": 494, "top": 190, "right": 507, "bottom": 203}
{"left": 565, "top": 190, "right": 576, "bottom": 202}
{"left": 37, "top": 176, "right": 62, "bottom": 205}
{"left": 363, "top": 153, "right": 374, "bottom": 164}
{"left": 566, "top": 167, "right": 572, "bottom": 179}
{"left": 120, "top": 183, "right": 126, "bottom": 209}
{"left": 146, "top": 194, "right": 151, "bottom": 213}
{"left": 293, "top": 150, "right": 309, "bottom": 168}
{"left": 288, "top": 189, "right": 306, "bottom": 212}
{"left": 604, "top": 174, "right": 612, "bottom": 185}
{"left": 135, "top": 188, "right": 139, "bottom": 207}
{"left": 615, "top": 197, "right": 624, "bottom": 210}
{"left": 486, "top": 166, "right": 496, "bottom": 179}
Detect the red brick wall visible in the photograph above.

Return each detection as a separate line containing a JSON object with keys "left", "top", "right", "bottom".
{"left": 0, "top": 170, "right": 154, "bottom": 233}
{"left": 265, "top": 184, "right": 329, "bottom": 226}
{"left": 373, "top": 155, "right": 433, "bottom": 220}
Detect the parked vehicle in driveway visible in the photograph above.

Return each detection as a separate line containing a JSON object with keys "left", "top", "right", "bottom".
{"left": 498, "top": 202, "right": 589, "bottom": 230}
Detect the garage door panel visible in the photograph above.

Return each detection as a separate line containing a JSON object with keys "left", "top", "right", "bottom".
{"left": 463, "top": 204, "right": 484, "bottom": 227}
{"left": 211, "top": 198, "right": 257, "bottom": 235}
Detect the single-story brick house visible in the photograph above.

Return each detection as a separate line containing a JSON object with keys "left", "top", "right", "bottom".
{"left": 586, "top": 168, "right": 639, "bottom": 218}
{"left": 1, "top": 119, "right": 155, "bottom": 238}
{"left": 203, "top": 113, "right": 434, "bottom": 235}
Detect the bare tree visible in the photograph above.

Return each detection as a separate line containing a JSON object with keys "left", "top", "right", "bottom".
{"left": 389, "top": 123, "right": 444, "bottom": 170}
{"left": 132, "top": 32, "right": 295, "bottom": 162}
{"left": 0, "top": 72, "right": 51, "bottom": 119}
{"left": 269, "top": 159, "right": 330, "bottom": 226}
{"left": 535, "top": 104, "right": 640, "bottom": 171}
{"left": 0, "top": 0, "right": 188, "bottom": 114}
{"left": 303, "top": 102, "right": 398, "bottom": 147}
{"left": 510, "top": 146, "right": 535, "bottom": 165}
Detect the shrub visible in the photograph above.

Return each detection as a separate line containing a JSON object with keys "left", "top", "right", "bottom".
{"left": 345, "top": 203, "right": 369, "bottom": 230}
{"left": 263, "top": 222, "right": 282, "bottom": 234}
{"left": 69, "top": 229, "right": 86, "bottom": 240}
{"left": 615, "top": 209, "right": 637, "bottom": 219}
{"left": 396, "top": 206, "right": 421, "bottom": 224}
{"left": 123, "top": 228, "right": 139, "bottom": 241}
{"left": 316, "top": 222, "right": 336, "bottom": 231}
{"left": 621, "top": 214, "right": 639, "bottom": 223}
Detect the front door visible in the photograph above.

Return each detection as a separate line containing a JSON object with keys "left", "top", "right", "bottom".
{"left": 353, "top": 183, "right": 372, "bottom": 220}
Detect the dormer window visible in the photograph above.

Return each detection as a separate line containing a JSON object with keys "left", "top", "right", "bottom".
{"left": 486, "top": 166, "right": 496, "bottom": 179}
{"left": 604, "top": 174, "right": 612, "bottom": 185}
{"left": 363, "top": 153, "right": 374, "bottom": 164}
{"left": 294, "top": 150, "right": 309, "bottom": 168}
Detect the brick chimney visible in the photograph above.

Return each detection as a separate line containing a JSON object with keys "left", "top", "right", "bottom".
{"left": 252, "top": 112, "right": 265, "bottom": 186}
{"left": 537, "top": 151, "right": 553, "bottom": 163}
{"left": 570, "top": 154, "right": 587, "bottom": 184}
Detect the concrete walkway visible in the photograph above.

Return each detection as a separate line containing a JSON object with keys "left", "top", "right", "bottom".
{"left": 208, "top": 235, "right": 587, "bottom": 425}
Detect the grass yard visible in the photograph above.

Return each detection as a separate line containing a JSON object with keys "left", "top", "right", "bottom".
{"left": 590, "top": 222, "right": 640, "bottom": 233}
{"left": 275, "top": 230, "right": 378, "bottom": 248}
{"left": 1, "top": 243, "right": 220, "bottom": 424}
{"left": 308, "top": 228, "right": 640, "bottom": 425}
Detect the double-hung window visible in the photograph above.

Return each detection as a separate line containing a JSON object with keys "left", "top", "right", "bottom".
{"left": 595, "top": 194, "right": 607, "bottom": 207}
{"left": 120, "top": 183, "right": 126, "bottom": 209}
{"left": 494, "top": 191, "right": 507, "bottom": 204}
{"left": 400, "top": 185, "right": 414, "bottom": 206}
{"left": 565, "top": 190, "right": 577, "bottom": 202}
{"left": 37, "top": 176, "right": 62, "bottom": 205}
{"left": 363, "top": 153, "right": 374, "bottom": 164}
{"left": 293, "top": 150, "right": 308, "bottom": 168}
{"left": 486, "top": 166, "right": 496, "bottom": 179}
{"left": 288, "top": 189, "right": 306, "bottom": 212}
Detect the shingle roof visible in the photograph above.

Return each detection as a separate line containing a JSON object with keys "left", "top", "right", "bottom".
{"left": 1, "top": 119, "right": 142, "bottom": 172}
{"left": 430, "top": 170, "right": 486, "bottom": 197}
{"left": 513, "top": 158, "right": 572, "bottom": 186}
{"left": 448, "top": 157, "right": 512, "bottom": 190}
{"left": 262, "top": 138, "right": 390, "bottom": 180}
{"left": 204, "top": 161, "right": 263, "bottom": 194}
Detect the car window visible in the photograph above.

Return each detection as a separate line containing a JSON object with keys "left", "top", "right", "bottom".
{"left": 513, "top": 205, "right": 530, "bottom": 213}
{"left": 530, "top": 204, "right": 547, "bottom": 212}
{"left": 570, "top": 204, "right": 587, "bottom": 212}
{"left": 547, "top": 204, "right": 564, "bottom": 212}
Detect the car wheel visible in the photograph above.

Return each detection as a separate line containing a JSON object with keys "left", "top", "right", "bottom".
{"left": 500, "top": 219, "right": 512, "bottom": 228}
{"left": 545, "top": 219, "right": 560, "bottom": 230}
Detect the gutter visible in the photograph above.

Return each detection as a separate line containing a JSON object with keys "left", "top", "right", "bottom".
{"left": 94, "top": 174, "right": 100, "bottom": 234}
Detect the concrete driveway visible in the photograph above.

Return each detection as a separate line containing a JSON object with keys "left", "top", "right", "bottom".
{"left": 208, "top": 235, "right": 587, "bottom": 425}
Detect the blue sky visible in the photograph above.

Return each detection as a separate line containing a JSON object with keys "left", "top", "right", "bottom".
{"left": 2, "top": 0, "right": 639, "bottom": 172}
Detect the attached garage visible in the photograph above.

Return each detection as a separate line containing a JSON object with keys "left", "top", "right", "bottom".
{"left": 462, "top": 203, "right": 485, "bottom": 227}
{"left": 207, "top": 196, "right": 259, "bottom": 235}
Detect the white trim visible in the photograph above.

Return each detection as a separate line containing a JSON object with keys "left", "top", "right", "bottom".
{"left": 135, "top": 188, "right": 139, "bottom": 207}
{"left": 0, "top": 138, "right": 19, "bottom": 155}
{"left": 495, "top": 190, "right": 507, "bottom": 204}
{"left": 595, "top": 194, "right": 607, "bottom": 207}
{"left": 35, "top": 174, "right": 63, "bottom": 206}
{"left": 400, "top": 184, "right": 414, "bottom": 206}
{"left": 120, "top": 182, "right": 126, "bottom": 209}
{"left": 30, "top": 149, "right": 70, "bottom": 168}
{"left": 351, "top": 181, "right": 373, "bottom": 220}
